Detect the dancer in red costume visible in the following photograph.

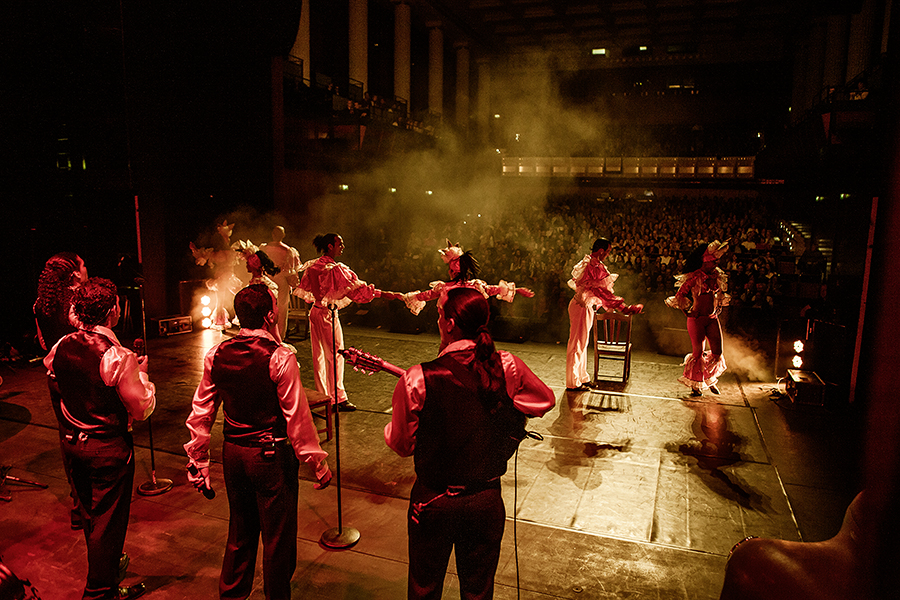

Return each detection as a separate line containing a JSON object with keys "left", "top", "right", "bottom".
{"left": 565, "top": 238, "right": 643, "bottom": 391}
{"left": 665, "top": 240, "right": 731, "bottom": 396}
{"left": 293, "top": 233, "right": 394, "bottom": 411}
{"left": 397, "top": 241, "right": 534, "bottom": 316}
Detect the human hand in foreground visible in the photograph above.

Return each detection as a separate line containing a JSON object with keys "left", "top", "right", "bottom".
{"left": 314, "top": 463, "right": 332, "bottom": 490}
{"left": 186, "top": 461, "right": 211, "bottom": 492}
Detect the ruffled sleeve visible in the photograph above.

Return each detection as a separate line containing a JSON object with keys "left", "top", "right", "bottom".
{"left": 292, "top": 257, "right": 376, "bottom": 309}
{"left": 486, "top": 280, "right": 517, "bottom": 303}
{"left": 402, "top": 285, "right": 440, "bottom": 315}
{"left": 571, "top": 257, "right": 625, "bottom": 311}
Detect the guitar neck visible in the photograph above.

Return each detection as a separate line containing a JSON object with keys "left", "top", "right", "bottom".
{"left": 379, "top": 361, "right": 406, "bottom": 378}
{"left": 340, "top": 347, "right": 407, "bottom": 378}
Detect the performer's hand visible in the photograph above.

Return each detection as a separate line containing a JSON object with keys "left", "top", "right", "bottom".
{"left": 516, "top": 287, "right": 535, "bottom": 298}
{"left": 186, "top": 462, "right": 210, "bottom": 490}
{"left": 136, "top": 355, "right": 149, "bottom": 373}
{"left": 314, "top": 464, "right": 333, "bottom": 490}
{"left": 624, "top": 303, "right": 644, "bottom": 315}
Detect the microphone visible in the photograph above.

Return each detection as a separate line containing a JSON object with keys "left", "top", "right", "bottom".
{"left": 187, "top": 463, "right": 216, "bottom": 499}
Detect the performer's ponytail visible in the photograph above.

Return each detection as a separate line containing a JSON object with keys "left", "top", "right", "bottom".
{"left": 443, "top": 287, "right": 504, "bottom": 393}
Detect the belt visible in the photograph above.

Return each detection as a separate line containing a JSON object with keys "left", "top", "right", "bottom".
{"left": 421, "top": 477, "right": 501, "bottom": 497}
{"left": 61, "top": 425, "right": 125, "bottom": 441}
{"left": 224, "top": 436, "right": 288, "bottom": 448}
{"left": 445, "top": 479, "right": 501, "bottom": 496}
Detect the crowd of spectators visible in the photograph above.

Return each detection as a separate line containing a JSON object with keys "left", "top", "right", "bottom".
{"left": 345, "top": 193, "right": 826, "bottom": 344}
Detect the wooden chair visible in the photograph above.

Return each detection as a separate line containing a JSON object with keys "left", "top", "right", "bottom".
{"left": 593, "top": 310, "right": 633, "bottom": 383}
{"left": 283, "top": 294, "right": 309, "bottom": 341}
{"left": 305, "top": 390, "right": 333, "bottom": 441}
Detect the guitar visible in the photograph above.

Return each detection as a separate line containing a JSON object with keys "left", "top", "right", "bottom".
{"left": 340, "top": 347, "right": 407, "bottom": 378}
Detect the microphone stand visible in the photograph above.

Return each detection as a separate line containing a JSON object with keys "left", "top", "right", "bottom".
{"left": 131, "top": 265, "right": 173, "bottom": 497}
{"left": 320, "top": 304, "right": 360, "bottom": 549}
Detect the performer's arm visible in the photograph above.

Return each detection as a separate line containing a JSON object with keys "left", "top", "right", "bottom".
{"left": 384, "top": 365, "right": 426, "bottom": 456}
{"left": 484, "top": 281, "right": 534, "bottom": 302}
{"left": 183, "top": 346, "right": 221, "bottom": 469}
{"left": 400, "top": 288, "right": 439, "bottom": 315}
{"left": 35, "top": 316, "right": 48, "bottom": 351}
{"left": 501, "top": 352, "right": 556, "bottom": 417}
{"left": 101, "top": 346, "right": 156, "bottom": 421}
{"left": 270, "top": 347, "right": 331, "bottom": 488}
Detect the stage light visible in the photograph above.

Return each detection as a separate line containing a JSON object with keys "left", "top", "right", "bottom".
{"left": 201, "top": 295, "right": 211, "bottom": 306}
{"left": 426, "top": 190, "right": 433, "bottom": 195}
{"left": 390, "top": 187, "right": 397, "bottom": 193}
{"left": 201, "top": 306, "right": 212, "bottom": 318}
{"left": 339, "top": 184, "right": 349, "bottom": 191}
{"left": 792, "top": 339, "right": 805, "bottom": 368}
{"left": 202, "top": 317, "right": 212, "bottom": 329}
{"left": 592, "top": 48, "right": 606, "bottom": 55}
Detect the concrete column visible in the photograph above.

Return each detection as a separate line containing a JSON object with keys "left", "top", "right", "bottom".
{"left": 393, "top": 0, "right": 411, "bottom": 104}
{"left": 790, "top": 39, "right": 811, "bottom": 124}
{"left": 428, "top": 21, "right": 443, "bottom": 115}
{"left": 847, "top": 0, "right": 878, "bottom": 81}
{"left": 806, "top": 19, "right": 828, "bottom": 103}
{"left": 824, "top": 14, "right": 850, "bottom": 90}
{"left": 477, "top": 57, "right": 491, "bottom": 144}
{"left": 289, "top": 0, "right": 311, "bottom": 83}
{"left": 455, "top": 41, "right": 470, "bottom": 132}
{"left": 349, "top": 0, "right": 367, "bottom": 92}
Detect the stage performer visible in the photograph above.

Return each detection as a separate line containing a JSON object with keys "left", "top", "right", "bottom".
{"left": 385, "top": 286, "right": 555, "bottom": 599}
{"left": 293, "top": 233, "right": 393, "bottom": 411}
{"left": 233, "top": 240, "right": 281, "bottom": 292}
{"left": 184, "top": 284, "right": 332, "bottom": 600}
{"left": 34, "top": 252, "right": 92, "bottom": 531}
{"left": 565, "top": 238, "right": 643, "bottom": 391}
{"left": 261, "top": 226, "right": 302, "bottom": 340}
{"left": 397, "top": 241, "right": 534, "bottom": 316}
{"left": 44, "top": 277, "right": 155, "bottom": 600}
{"left": 665, "top": 240, "right": 731, "bottom": 396}
{"left": 190, "top": 219, "right": 242, "bottom": 330}
{"left": 34, "top": 252, "right": 88, "bottom": 352}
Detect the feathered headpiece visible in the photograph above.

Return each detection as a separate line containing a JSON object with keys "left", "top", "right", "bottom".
{"left": 216, "top": 219, "right": 234, "bottom": 240}
{"left": 439, "top": 240, "right": 464, "bottom": 265}
{"left": 231, "top": 239, "right": 259, "bottom": 258}
{"left": 703, "top": 239, "right": 729, "bottom": 262}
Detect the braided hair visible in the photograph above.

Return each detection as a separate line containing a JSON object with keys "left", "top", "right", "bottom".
{"left": 442, "top": 287, "right": 504, "bottom": 393}
{"left": 34, "top": 253, "right": 83, "bottom": 319}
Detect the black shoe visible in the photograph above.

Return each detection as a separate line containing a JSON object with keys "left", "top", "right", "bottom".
{"left": 116, "top": 583, "right": 146, "bottom": 600}
{"left": 709, "top": 385, "right": 720, "bottom": 395}
{"left": 566, "top": 384, "right": 589, "bottom": 392}
{"left": 690, "top": 388, "right": 702, "bottom": 397}
{"left": 336, "top": 401, "right": 357, "bottom": 412}
{"left": 118, "top": 553, "right": 129, "bottom": 584}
